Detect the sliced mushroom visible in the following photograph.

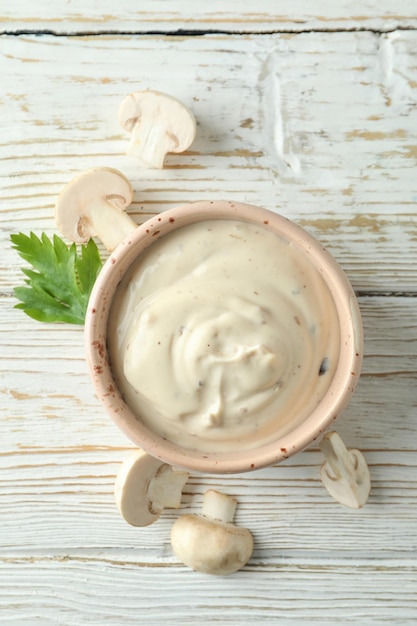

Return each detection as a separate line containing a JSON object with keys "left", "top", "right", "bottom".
{"left": 114, "top": 449, "right": 189, "bottom": 527}
{"left": 118, "top": 90, "right": 196, "bottom": 168}
{"left": 171, "top": 489, "right": 253, "bottom": 575}
{"left": 55, "top": 167, "right": 137, "bottom": 251}
{"left": 319, "top": 431, "right": 371, "bottom": 509}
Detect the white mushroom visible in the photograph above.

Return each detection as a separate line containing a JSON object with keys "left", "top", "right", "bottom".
{"left": 55, "top": 167, "right": 137, "bottom": 251}
{"left": 170, "top": 489, "right": 253, "bottom": 575}
{"left": 319, "top": 431, "right": 371, "bottom": 509}
{"left": 118, "top": 90, "right": 196, "bottom": 168}
{"left": 114, "top": 449, "right": 189, "bottom": 527}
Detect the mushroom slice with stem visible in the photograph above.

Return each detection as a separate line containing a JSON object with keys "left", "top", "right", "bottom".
{"left": 118, "top": 90, "right": 196, "bottom": 169}
{"left": 55, "top": 167, "right": 137, "bottom": 252}
{"left": 171, "top": 489, "right": 254, "bottom": 575}
{"left": 114, "top": 449, "right": 189, "bottom": 527}
{"left": 319, "top": 431, "right": 371, "bottom": 509}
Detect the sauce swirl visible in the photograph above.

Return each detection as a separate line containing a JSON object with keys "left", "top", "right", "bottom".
{"left": 108, "top": 219, "right": 340, "bottom": 452}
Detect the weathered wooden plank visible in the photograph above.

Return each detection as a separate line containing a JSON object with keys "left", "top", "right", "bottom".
{"left": 2, "top": 0, "right": 417, "bottom": 33}
{"left": 1, "top": 33, "right": 417, "bottom": 292}
{"left": 0, "top": 559, "right": 416, "bottom": 625}
{"left": 1, "top": 295, "right": 416, "bottom": 435}
{"left": 1, "top": 446, "right": 416, "bottom": 557}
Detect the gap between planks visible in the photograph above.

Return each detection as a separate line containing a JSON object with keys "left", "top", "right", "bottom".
{"left": 1, "top": 26, "right": 417, "bottom": 37}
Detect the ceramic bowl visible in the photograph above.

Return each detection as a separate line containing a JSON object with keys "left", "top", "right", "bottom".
{"left": 84, "top": 200, "right": 363, "bottom": 474}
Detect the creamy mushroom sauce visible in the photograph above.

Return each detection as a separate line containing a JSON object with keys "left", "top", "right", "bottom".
{"left": 108, "top": 219, "right": 340, "bottom": 452}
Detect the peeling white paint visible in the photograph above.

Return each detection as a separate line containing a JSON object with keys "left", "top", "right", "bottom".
{"left": 377, "top": 32, "right": 416, "bottom": 108}
{"left": 259, "top": 50, "right": 302, "bottom": 176}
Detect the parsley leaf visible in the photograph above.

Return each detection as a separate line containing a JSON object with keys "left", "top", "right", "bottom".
{"left": 11, "top": 232, "right": 103, "bottom": 324}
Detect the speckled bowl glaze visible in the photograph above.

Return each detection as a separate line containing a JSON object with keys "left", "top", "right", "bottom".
{"left": 84, "top": 200, "right": 363, "bottom": 474}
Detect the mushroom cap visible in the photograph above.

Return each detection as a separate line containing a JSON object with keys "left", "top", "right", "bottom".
{"left": 55, "top": 167, "right": 133, "bottom": 243}
{"left": 171, "top": 514, "right": 253, "bottom": 575}
{"left": 118, "top": 90, "right": 196, "bottom": 153}
{"left": 114, "top": 448, "right": 167, "bottom": 527}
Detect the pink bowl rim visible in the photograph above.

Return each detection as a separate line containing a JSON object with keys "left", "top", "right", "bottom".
{"left": 85, "top": 200, "right": 363, "bottom": 474}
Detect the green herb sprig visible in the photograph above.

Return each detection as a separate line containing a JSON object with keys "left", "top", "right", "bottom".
{"left": 11, "top": 232, "right": 103, "bottom": 325}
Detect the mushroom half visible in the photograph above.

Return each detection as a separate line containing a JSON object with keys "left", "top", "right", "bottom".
{"left": 319, "top": 431, "right": 371, "bottom": 509}
{"left": 118, "top": 90, "right": 196, "bottom": 168}
{"left": 114, "top": 449, "right": 189, "bottom": 527}
{"left": 55, "top": 167, "right": 137, "bottom": 251}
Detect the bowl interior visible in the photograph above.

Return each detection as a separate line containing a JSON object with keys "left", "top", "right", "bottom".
{"left": 85, "top": 200, "right": 363, "bottom": 474}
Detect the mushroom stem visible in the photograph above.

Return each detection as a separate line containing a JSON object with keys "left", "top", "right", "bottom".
{"left": 147, "top": 465, "right": 189, "bottom": 512}
{"left": 201, "top": 489, "right": 237, "bottom": 523}
{"left": 80, "top": 198, "right": 137, "bottom": 251}
{"left": 319, "top": 431, "right": 371, "bottom": 509}
{"left": 127, "top": 119, "right": 176, "bottom": 169}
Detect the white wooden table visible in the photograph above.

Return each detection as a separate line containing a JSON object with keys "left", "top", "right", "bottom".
{"left": 1, "top": 3, "right": 417, "bottom": 624}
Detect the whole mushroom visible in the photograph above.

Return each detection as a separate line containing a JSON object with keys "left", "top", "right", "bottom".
{"left": 171, "top": 489, "right": 253, "bottom": 575}
{"left": 55, "top": 167, "right": 137, "bottom": 251}
{"left": 118, "top": 90, "right": 196, "bottom": 168}
{"left": 114, "top": 449, "right": 189, "bottom": 527}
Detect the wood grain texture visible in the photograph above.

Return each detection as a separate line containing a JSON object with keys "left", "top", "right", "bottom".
{"left": 2, "top": 0, "right": 417, "bottom": 33}
{"left": 1, "top": 33, "right": 417, "bottom": 292}
{"left": 1, "top": 18, "right": 417, "bottom": 626}
{"left": 0, "top": 560, "right": 416, "bottom": 625}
